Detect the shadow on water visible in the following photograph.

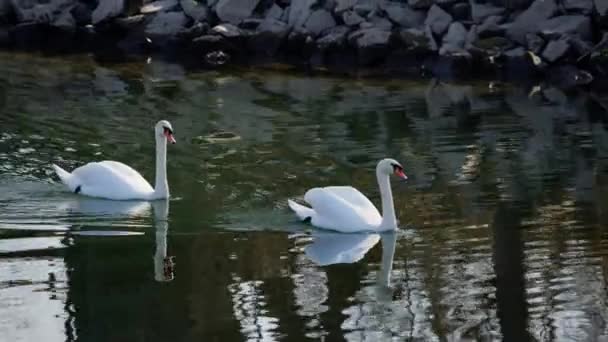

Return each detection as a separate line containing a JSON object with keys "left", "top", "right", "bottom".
{"left": 1, "top": 52, "right": 608, "bottom": 341}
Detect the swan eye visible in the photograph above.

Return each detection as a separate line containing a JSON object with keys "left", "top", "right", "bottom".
{"left": 391, "top": 163, "right": 403, "bottom": 172}
{"left": 163, "top": 126, "right": 173, "bottom": 134}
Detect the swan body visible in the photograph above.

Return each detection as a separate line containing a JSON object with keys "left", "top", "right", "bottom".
{"left": 288, "top": 158, "right": 407, "bottom": 233}
{"left": 52, "top": 120, "right": 176, "bottom": 201}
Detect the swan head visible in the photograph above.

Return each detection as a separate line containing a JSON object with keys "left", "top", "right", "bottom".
{"left": 155, "top": 120, "right": 176, "bottom": 144}
{"left": 377, "top": 158, "right": 407, "bottom": 180}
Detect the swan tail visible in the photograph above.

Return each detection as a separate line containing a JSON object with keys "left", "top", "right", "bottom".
{"left": 288, "top": 199, "right": 314, "bottom": 222}
{"left": 52, "top": 164, "right": 79, "bottom": 192}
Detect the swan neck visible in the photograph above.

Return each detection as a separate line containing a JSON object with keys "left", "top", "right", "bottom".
{"left": 377, "top": 170, "right": 396, "bottom": 229}
{"left": 154, "top": 135, "right": 169, "bottom": 198}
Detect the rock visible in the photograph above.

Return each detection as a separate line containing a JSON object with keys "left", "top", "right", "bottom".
{"left": 212, "top": 23, "right": 242, "bottom": 38}
{"left": 145, "top": 11, "right": 188, "bottom": 36}
{"left": 71, "top": 2, "right": 92, "bottom": 26}
{"left": 349, "top": 27, "right": 391, "bottom": 48}
{"left": 53, "top": 8, "right": 75, "bottom": 31}
{"left": 343, "top": 10, "right": 364, "bottom": 26}
{"left": 562, "top": 0, "right": 593, "bottom": 14}
{"left": 542, "top": 38, "right": 570, "bottom": 62}
{"left": 316, "top": 25, "right": 349, "bottom": 49}
{"left": 408, "top": 0, "right": 433, "bottom": 9}
{"left": 451, "top": 3, "right": 471, "bottom": 21}
{"left": 424, "top": 24, "right": 439, "bottom": 50}
{"left": 239, "top": 18, "right": 262, "bottom": 30}
{"left": 216, "top": 0, "right": 261, "bottom": 24}
{"left": 304, "top": 9, "right": 336, "bottom": 36}
{"left": 440, "top": 21, "right": 469, "bottom": 56}
{"left": 92, "top": 0, "right": 124, "bottom": 24}
{"left": 539, "top": 15, "right": 591, "bottom": 42}
{"left": 249, "top": 18, "right": 289, "bottom": 55}
{"left": 141, "top": 0, "right": 178, "bottom": 14}
{"left": 335, "top": 0, "right": 356, "bottom": 13}
{"left": 477, "top": 15, "right": 504, "bottom": 38}
{"left": 177, "top": 21, "right": 208, "bottom": 39}
{"left": 367, "top": 15, "right": 393, "bottom": 30}
{"left": 504, "top": 46, "right": 526, "bottom": 58}
{"left": 465, "top": 24, "right": 477, "bottom": 49}
{"left": 264, "top": 4, "right": 283, "bottom": 20}
{"left": 425, "top": 5, "right": 452, "bottom": 36}
{"left": 470, "top": 1, "right": 505, "bottom": 23}
{"left": 180, "top": 0, "right": 208, "bottom": 22}
{"left": 399, "top": 28, "right": 437, "bottom": 51}
{"left": 506, "top": 0, "right": 557, "bottom": 44}
{"left": 288, "top": 0, "right": 315, "bottom": 28}
{"left": 115, "top": 14, "right": 146, "bottom": 29}
{"left": 349, "top": 27, "right": 392, "bottom": 65}
{"left": 594, "top": 0, "right": 608, "bottom": 17}
{"left": 526, "top": 33, "right": 544, "bottom": 54}
{"left": 384, "top": 3, "right": 425, "bottom": 28}
{"left": 567, "top": 35, "right": 592, "bottom": 56}
{"left": 353, "top": 1, "right": 375, "bottom": 16}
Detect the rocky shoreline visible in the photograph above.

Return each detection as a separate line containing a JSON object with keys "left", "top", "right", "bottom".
{"left": 1, "top": 0, "right": 608, "bottom": 89}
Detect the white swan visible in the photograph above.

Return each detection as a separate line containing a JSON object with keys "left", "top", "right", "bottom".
{"left": 288, "top": 158, "right": 407, "bottom": 232}
{"left": 52, "top": 120, "right": 176, "bottom": 201}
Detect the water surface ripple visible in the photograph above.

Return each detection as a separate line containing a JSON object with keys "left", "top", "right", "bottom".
{"left": 1, "top": 53, "right": 608, "bottom": 341}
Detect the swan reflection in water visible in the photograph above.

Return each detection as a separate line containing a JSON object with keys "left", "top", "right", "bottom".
{"left": 59, "top": 197, "right": 175, "bottom": 282}
{"left": 151, "top": 200, "right": 175, "bottom": 282}
{"left": 304, "top": 231, "right": 397, "bottom": 288}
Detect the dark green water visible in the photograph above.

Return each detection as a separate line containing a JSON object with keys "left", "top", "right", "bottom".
{"left": 2, "top": 52, "right": 608, "bottom": 341}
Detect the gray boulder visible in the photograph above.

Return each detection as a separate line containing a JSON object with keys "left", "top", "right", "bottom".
{"left": 470, "top": 0, "right": 505, "bottom": 23}
{"left": 451, "top": 3, "right": 471, "bottom": 21}
{"left": 425, "top": 5, "right": 453, "bottom": 36}
{"left": 216, "top": 0, "right": 261, "bottom": 24}
{"left": 594, "top": 0, "right": 608, "bottom": 17}
{"left": 343, "top": 10, "right": 365, "bottom": 26}
{"left": 385, "top": 3, "right": 425, "bottom": 28}
{"left": 562, "top": 0, "right": 593, "bottom": 14}
{"left": 367, "top": 15, "right": 393, "bottom": 30}
{"left": 212, "top": 23, "right": 242, "bottom": 38}
{"left": 526, "top": 33, "right": 545, "bottom": 54}
{"left": 288, "top": 0, "right": 316, "bottom": 29}
{"left": 506, "top": 0, "right": 557, "bottom": 44}
{"left": 316, "top": 25, "right": 349, "bottom": 49}
{"left": 145, "top": 11, "right": 188, "bottom": 36}
{"left": 264, "top": 4, "right": 283, "bottom": 20}
{"left": 141, "top": 0, "right": 178, "bottom": 14}
{"left": 477, "top": 15, "right": 504, "bottom": 38}
{"left": 440, "top": 21, "right": 469, "bottom": 56}
{"left": 542, "top": 38, "right": 570, "bottom": 62}
{"left": 349, "top": 27, "right": 391, "bottom": 48}
{"left": 408, "top": 0, "right": 434, "bottom": 9}
{"left": 180, "top": 0, "right": 208, "bottom": 22}
{"left": 304, "top": 9, "right": 336, "bottom": 36}
{"left": 92, "top": 0, "right": 124, "bottom": 24}
{"left": 335, "top": 0, "right": 356, "bottom": 13}
{"left": 539, "top": 15, "right": 591, "bottom": 42}
{"left": 400, "top": 27, "right": 436, "bottom": 50}
{"left": 250, "top": 18, "right": 289, "bottom": 55}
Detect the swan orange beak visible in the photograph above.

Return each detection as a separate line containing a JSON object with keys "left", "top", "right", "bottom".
{"left": 394, "top": 169, "right": 408, "bottom": 180}
{"left": 164, "top": 131, "right": 176, "bottom": 144}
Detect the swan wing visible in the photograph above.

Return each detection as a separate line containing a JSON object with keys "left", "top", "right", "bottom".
{"left": 323, "top": 186, "right": 381, "bottom": 216}
{"left": 304, "top": 187, "right": 381, "bottom": 231}
{"left": 71, "top": 161, "right": 154, "bottom": 200}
